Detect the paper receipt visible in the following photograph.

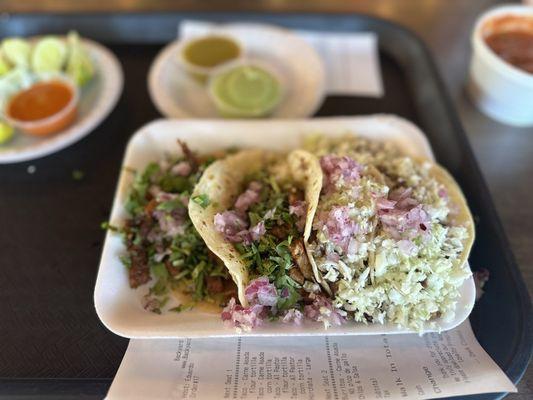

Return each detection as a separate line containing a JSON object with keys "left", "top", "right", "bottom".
{"left": 107, "top": 321, "right": 516, "bottom": 400}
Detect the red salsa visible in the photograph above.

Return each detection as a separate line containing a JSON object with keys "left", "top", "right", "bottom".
{"left": 7, "top": 80, "right": 73, "bottom": 121}
{"left": 483, "top": 15, "right": 533, "bottom": 75}
{"left": 486, "top": 31, "right": 533, "bottom": 74}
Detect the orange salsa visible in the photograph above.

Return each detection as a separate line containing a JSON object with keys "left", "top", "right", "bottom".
{"left": 7, "top": 80, "right": 73, "bottom": 122}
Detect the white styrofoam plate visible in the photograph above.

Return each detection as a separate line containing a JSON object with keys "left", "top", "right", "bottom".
{"left": 148, "top": 23, "right": 326, "bottom": 119}
{"left": 0, "top": 38, "right": 123, "bottom": 164}
{"left": 94, "top": 115, "right": 475, "bottom": 338}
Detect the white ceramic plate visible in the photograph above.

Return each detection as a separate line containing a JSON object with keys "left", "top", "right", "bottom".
{"left": 0, "top": 39, "right": 123, "bottom": 164}
{"left": 94, "top": 115, "right": 475, "bottom": 339}
{"left": 148, "top": 23, "right": 326, "bottom": 119}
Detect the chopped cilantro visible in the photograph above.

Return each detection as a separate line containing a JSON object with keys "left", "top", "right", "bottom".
{"left": 160, "top": 175, "right": 189, "bottom": 192}
{"left": 169, "top": 303, "right": 194, "bottom": 313}
{"left": 150, "top": 278, "right": 169, "bottom": 296}
{"left": 159, "top": 296, "right": 170, "bottom": 309}
{"left": 142, "top": 162, "right": 160, "bottom": 181}
{"left": 276, "top": 283, "right": 300, "bottom": 311}
{"left": 151, "top": 263, "right": 168, "bottom": 280}
{"left": 157, "top": 198, "right": 184, "bottom": 212}
{"left": 172, "top": 269, "right": 190, "bottom": 281}
{"left": 272, "top": 239, "right": 293, "bottom": 270}
{"left": 72, "top": 169, "right": 84, "bottom": 181}
{"left": 191, "top": 261, "right": 206, "bottom": 280}
{"left": 101, "top": 221, "right": 120, "bottom": 232}
{"left": 191, "top": 261, "right": 207, "bottom": 300}
{"left": 269, "top": 176, "right": 280, "bottom": 193}
{"left": 119, "top": 255, "right": 132, "bottom": 268}
{"left": 268, "top": 314, "right": 280, "bottom": 322}
{"left": 192, "top": 194, "right": 210, "bottom": 209}
{"left": 248, "top": 212, "right": 262, "bottom": 226}
{"left": 132, "top": 235, "right": 142, "bottom": 246}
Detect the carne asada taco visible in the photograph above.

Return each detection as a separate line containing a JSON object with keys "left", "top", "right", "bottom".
{"left": 189, "top": 149, "right": 345, "bottom": 330}
{"left": 305, "top": 135, "right": 475, "bottom": 331}
{"left": 111, "top": 141, "right": 237, "bottom": 314}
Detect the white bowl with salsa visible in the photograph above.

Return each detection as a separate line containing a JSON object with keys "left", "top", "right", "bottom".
{"left": 5, "top": 76, "right": 79, "bottom": 136}
{"left": 468, "top": 5, "right": 533, "bottom": 127}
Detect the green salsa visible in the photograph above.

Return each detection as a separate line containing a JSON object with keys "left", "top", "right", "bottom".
{"left": 183, "top": 36, "right": 241, "bottom": 68}
{"left": 209, "top": 64, "right": 283, "bottom": 118}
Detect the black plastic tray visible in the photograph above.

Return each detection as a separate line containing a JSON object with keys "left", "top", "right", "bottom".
{"left": 0, "top": 12, "right": 530, "bottom": 400}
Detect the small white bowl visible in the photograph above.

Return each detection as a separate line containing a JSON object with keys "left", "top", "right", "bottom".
{"left": 467, "top": 5, "right": 533, "bottom": 127}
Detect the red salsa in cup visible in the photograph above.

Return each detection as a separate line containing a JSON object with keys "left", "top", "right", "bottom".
{"left": 483, "top": 15, "right": 533, "bottom": 74}
{"left": 6, "top": 80, "right": 77, "bottom": 136}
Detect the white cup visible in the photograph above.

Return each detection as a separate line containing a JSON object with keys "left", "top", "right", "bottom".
{"left": 467, "top": 5, "right": 533, "bottom": 127}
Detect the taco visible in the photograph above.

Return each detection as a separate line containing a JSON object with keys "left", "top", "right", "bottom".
{"left": 305, "top": 137, "right": 475, "bottom": 331}
{"left": 111, "top": 141, "right": 237, "bottom": 314}
{"left": 189, "top": 149, "right": 345, "bottom": 330}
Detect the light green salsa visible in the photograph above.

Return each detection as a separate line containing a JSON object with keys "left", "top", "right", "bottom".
{"left": 209, "top": 64, "right": 283, "bottom": 118}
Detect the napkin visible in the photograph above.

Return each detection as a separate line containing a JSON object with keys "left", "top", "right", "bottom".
{"left": 179, "top": 21, "right": 384, "bottom": 97}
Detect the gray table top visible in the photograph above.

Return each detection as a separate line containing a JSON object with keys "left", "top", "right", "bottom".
{"left": 307, "top": 1, "right": 532, "bottom": 396}
{"left": 420, "top": 2, "right": 533, "bottom": 395}
{"left": 358, "top": 1, "right": 533, "bottom": 397}
{"left": 1, "top": 0, "right": 531, "bottom": 397}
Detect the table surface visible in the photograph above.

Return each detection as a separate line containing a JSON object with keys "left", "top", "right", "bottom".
{"left": 0, "top": 0, "right": 531, "bottom": 398}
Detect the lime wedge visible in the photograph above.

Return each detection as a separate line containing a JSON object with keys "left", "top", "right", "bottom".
{"left": 0, "top": 68, "right": 35, "bottom": 109}
{"left": 0, "top": 51, "right": 11, "bottom": 77}
{"left": 66, "top": 31, "right": 94, "bottom": 86}
{"left": 2, "top": 38, "right": 31, "bottom": 68}
{"left": 0, "top": 68, "right": 34, "bottom": 89}
{"left": 0, "top": 121, "right": 14, "bottom": 145}
{"left": 31, "top": 36, "right": 67, "bottom": 73}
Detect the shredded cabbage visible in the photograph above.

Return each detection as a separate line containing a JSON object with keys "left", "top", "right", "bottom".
{"left": 308, "top": 136, "right": 472, "bottom": 332}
